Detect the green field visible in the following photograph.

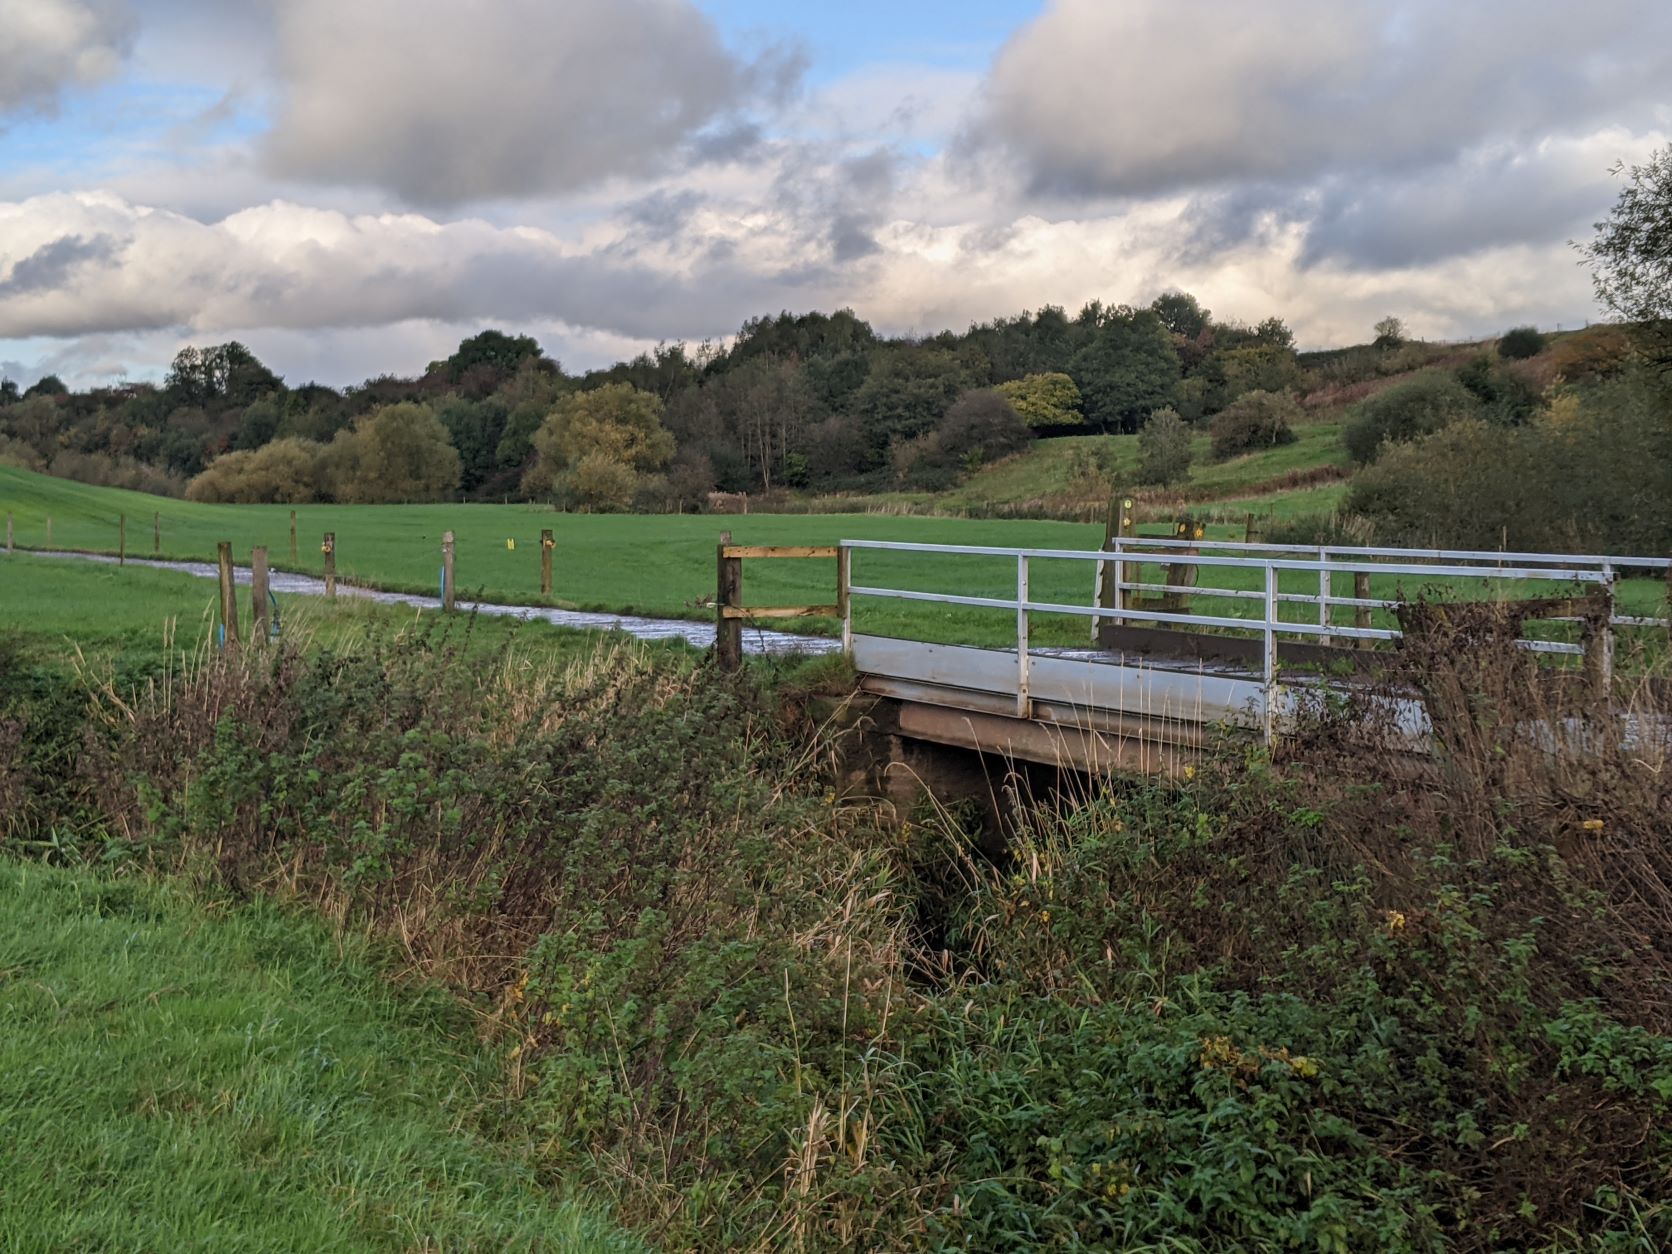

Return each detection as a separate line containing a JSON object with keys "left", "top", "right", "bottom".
{"left": 835, "top": 422, "right": 1351, "bottom": 517}
{"left": 0, "top": 859, "right": 638, "bottom": 1251}
{"left": 4, "top": 464, "right": 1665, "bottom": 655}
{"left": 0, "top": 549, "right": 690, "bottom": 669}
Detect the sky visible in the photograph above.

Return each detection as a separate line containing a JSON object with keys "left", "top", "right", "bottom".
{"left": 0, "top": 0, "right": 1668, "bottom": 389}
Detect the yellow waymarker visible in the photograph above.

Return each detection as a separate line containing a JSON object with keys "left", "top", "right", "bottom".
{"left": 506, "top": 538, "right": 516, "bottom": 551}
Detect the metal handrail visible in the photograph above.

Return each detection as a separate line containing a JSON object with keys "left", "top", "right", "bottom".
{"left": 837, "top": 538, "right": 1640, "bottom": 742}
{"left": 1102, "top": 534, "right": 1672, "bottom": 570}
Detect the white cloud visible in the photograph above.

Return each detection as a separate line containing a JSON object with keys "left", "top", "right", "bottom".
{"left": 0, "top": 190, "right": 844, "bottom": 344}
{"left": 972, "top": 0, "right": 1672, "bottom": 197}
{"left": 264, "top": 0, "right": 801, "bottom": 206}
{"left": 0, "top": 0, "right": 133, "bottom": 113}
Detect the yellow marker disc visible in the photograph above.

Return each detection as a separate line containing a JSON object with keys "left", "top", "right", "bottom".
{"left": 507, "top": 538, "right": 516, "bottom": 550}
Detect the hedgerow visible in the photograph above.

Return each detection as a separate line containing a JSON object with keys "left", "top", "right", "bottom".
{"left": 2, "top": 627, "right": 1668, "bottom": 1249}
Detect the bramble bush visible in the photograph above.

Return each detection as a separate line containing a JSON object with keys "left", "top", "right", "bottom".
{"left": 3, "top": 626, "right": 1669, "bottom": 1250}
{"left": 1208, "top": 388, "right": 1300, "bottom": 459}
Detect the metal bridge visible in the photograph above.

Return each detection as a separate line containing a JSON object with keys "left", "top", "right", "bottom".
{"left": 721, "top": 536, "right": 1672, "bottom": 776}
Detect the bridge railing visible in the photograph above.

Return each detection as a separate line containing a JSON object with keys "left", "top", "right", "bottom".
{"left": 839, "top": 539, "right": 1654, "bottom": 742}
{"left": 1100, "top": 535, "right": 1672, "bottom": 633}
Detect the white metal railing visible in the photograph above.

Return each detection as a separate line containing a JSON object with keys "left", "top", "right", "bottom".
{"left": 837, "top": 539, "right": 1664, "bottom": 743}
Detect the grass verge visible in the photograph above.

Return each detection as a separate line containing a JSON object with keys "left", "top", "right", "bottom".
{"left": 0, "top": 858, "right": 640, "bottom": 1252}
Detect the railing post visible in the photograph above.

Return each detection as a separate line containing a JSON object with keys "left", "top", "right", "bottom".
{"left": 1163, "top": 517, "right": 1200, "bottom": 614}
{"left": 322, "top": 532, "right": 336, "bottom": 598}
{"left": 1262, "top": 562, "right": 1279, "bottom": 745}
{"left": 1354, "top": 570, "right": 1373, "bottom": 649}
{"left": 837, "top": 543, "right": 853, "bottom": 658}
{"left": 715, "top": 531, "right": 742, "bottom": 671}
{"left": 540, "top": 528, "right": 554, "bottom": 596}
{"left": 252, "top": 547, "right": 270, "bottom": 642}
{"left": 441, "top": 531, "right": 456, "bottom": 611}
{"left": 1016, "top": 553, "right": 1031, "bottom": 719}
{"left": 1589, "top": 562, "right": 1616, "bottom": 695}
{"left": 217, "top": 541, "right": 239, "bottom": 648}
{"left": 1317, "top": 546, "right": 1330, "bottom": 633}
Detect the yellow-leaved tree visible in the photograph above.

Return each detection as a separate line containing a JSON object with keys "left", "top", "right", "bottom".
{"left": 522, "top": 383, "right": 675, "bottom": 511}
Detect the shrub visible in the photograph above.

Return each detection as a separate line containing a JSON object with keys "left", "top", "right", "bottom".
{"left": 1342, "top": 370, "right": 1478, "bottom": 463}
{"left": 1209, "top": 389, "right": 1300, "bottom": 459}
{"left": 1544, "top": 325, "right": 1638, "bottom": 384}
{"left": 1456, "top": 356, "right": 1543, "bottom": 425}
{"left": 1135, "top": 407, "right": 1192, "bottom": 486}
{"left": 321, "top": 402, "right": 462, "bottom": 503}
{"left": 995, "top": 372, "right": 1083, "bottom": 429}
{"left": 522, "top": 383, "right": 673, "bottom": 502}
{"left": 7, "top": 631, "right": 1672, "bottom": 1249}
{"left": 1344, "top": 366, "right": 1672, "bottom": 550}
{"left": 893, "top": 389, "right": 1031, "bottom": 488}
{"left": 1498, "top": 325, "right": 1545, "bottom": 359}
{"left": 187, "top": 438, "right": 324, "bottom": 503}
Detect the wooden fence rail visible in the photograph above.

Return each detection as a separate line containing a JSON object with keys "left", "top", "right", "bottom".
{"left": 714, "top": 536, "right": 840, "bottom": 670}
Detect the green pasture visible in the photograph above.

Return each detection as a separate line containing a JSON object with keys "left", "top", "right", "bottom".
{"left": 3, "top": 465, "right": 1665, "bottom": 656}
{"left": 0, "top": 551, "right": 686, "bottom": 668}
{"left": 0, "top": 859, "right": 638, "bottom": 1252}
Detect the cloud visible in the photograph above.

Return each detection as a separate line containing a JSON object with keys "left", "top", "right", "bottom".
{"left": 0, "top": 191, "right": 842, "bottom": 344}
{"left": 263, "top": 0, "right": 803, "bottom": 206}
{"left": 0, "top": 232, "right": 120, "bottom": 295}
{"left": 0, "top": 0, "right": 134, "bottom": 114}
{"left": 970, "top": 0, "right": 1672, "bottom": 198}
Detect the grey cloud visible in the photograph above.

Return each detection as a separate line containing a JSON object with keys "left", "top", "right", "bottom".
{"left": 0, "top": 232, "right": 120, "bottom": 295}
{"left": 0, "top": 195, "right": 846, "bottom": 348}
{"left": 622, "top": 189, "right": 706, "bottom": 242}
{"left": 264, "top": 0, "right": 804, "bottom": 206}
{"left": 765, "top": 145, "right": 902, "bottom": 265}
{"left": 1296, "top": 148, "right": 1621, "bottom": 271}
{"left": 0, "top": 0, "right": 134, "bottom": 114}
{"left": 1168, "top": 134, "right": 1654, "bottom": 273}
{"left": 970, "top": 0, "right": 1672, "bottom": 199}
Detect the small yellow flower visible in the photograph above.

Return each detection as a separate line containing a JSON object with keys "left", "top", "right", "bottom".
{"left": 1182, "top": 765, "right": 1196, "bottom": 780}
{"left": 1040, "top": 910, "right": 1051, "bottom": 923}
{"left": 1385, "top": 909, "right": 1407, "bottom": 933}
{"left": 1581, "top": 818, "right": 1605, "bottom": 831}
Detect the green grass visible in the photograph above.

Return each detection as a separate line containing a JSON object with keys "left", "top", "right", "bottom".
{"left": 0, "top": 858, "right": 640, "bottom": 1252}
{"left": 0, "top": 550, "right": 689, "bottom": 668}
{"left": 948, "top": 423, "right": 1348, "bottom": 508}
{"left": 4, "top": 465, "right": 1664, "bottom": 656}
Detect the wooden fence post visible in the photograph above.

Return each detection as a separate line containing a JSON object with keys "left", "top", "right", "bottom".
{"left": 715, "top": 530, "right": 742, "bottom": 671}
{"left": 442, "top": 531, "right": 456, "bottom": 611}
{"left": 217, "top": 541, "right": 239, "bottom": 647}
{"left": 4, "top": 512, "right": 11, "bottom": 554}
{"left": 540, "top": 528, "right": 554, "bottom": 596}
{"left": 119, "top": 514, "right": 126, "bottom": 565}
{"left": 322, "top": 532, "right": 336, "bottom": 598}
{"left": 152, "top": 511, "right": 160, "bottom": 556}
{"left": 252, "top": 547, "right": 270, "bottom": 642}
{"left": 289, "top": 510, "right": 298, "bottom": 563}
{"left": 1162, "top": 516, "right": 1201, "bottom": 614}
{"left": 1354, "top": 570, "right": 1373, "bottom": 649}
{"left": 1244, "top": 513, "right": 1263, "bottom": 544}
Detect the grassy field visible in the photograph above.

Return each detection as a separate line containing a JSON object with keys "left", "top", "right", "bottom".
{"left": 834, "top": 422, "right": 1350, "bottom": 518}
{"left": 0, "top": 548, "right": 690, "bottom": 668}
{"left": 0, "top": 858, "right": 638, "bottom": 1252}
{"left": 4, "top": 465, "right": 1664, "bottom": 654}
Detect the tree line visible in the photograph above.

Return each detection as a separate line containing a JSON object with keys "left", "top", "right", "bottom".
{"left": 0, "top": 297, "right": 1304, "bottom": 509}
